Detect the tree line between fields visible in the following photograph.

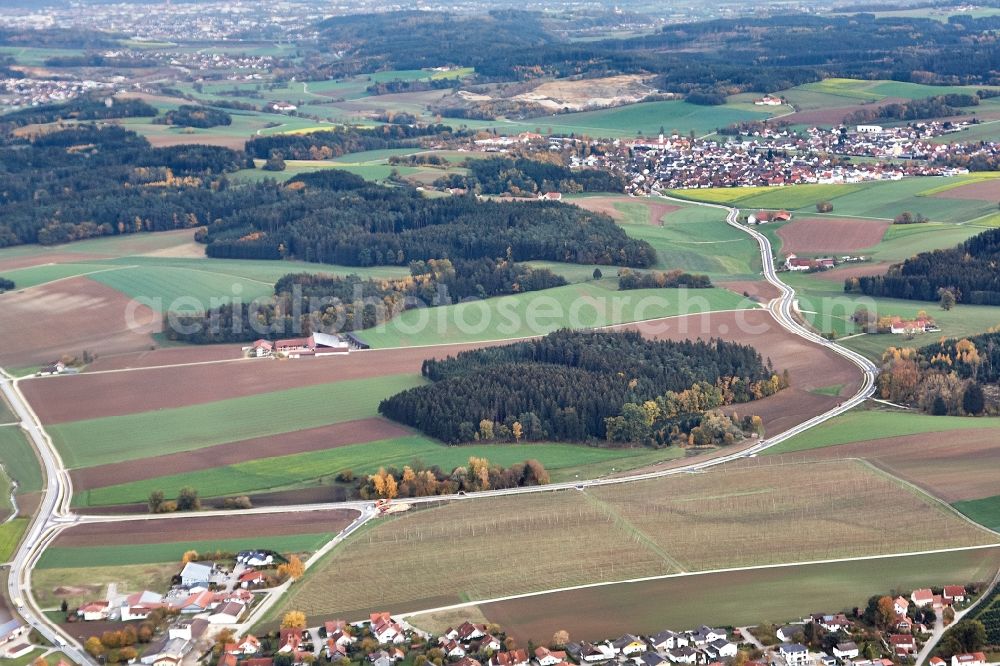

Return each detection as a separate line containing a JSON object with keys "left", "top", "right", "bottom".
{"left": 876, "top": 328, "right": 1000, "bottom": 416}
{"left": 847, "top": 227, "right": 1000, "bottom": 305}
{"left": 144, "top": 455, "right": 552, "bottom": 510}
{"left": 379, "top": 329, "right": 785, "bottom": 446}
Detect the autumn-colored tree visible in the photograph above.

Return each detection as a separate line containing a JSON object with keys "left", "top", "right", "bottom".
{"left": 278, "top": 555, "right": 306, "bottom": 581}
{"left": 119, "top": 647, "right": 139, "bottom": 662}
{"left": 876, "top": 596, "right": 896, "bottom": 628}
{"left": 281, "top": 610, "right": 307, "bottom": 629}
{"left": 33, "top": 656, "right": 48, "bottom": 666}
{"left": 181, "top": 550, "right": 199, "bottom": 565}
{"left": 512, "top": 421, "right": 523, "bottom": 443}
{"left": 214, "top": 628, "right": 237, "bottom": 654}
{"left": 468, "top": 456, "right": 491, "bottom": 490}
{"left": 85, "top": 636, "right": 105, "bottom": 657}
{"left": 478, "top": 419, "right": 495, "bottom": 441}
{"left": 402, "top": 466, "right": 416, "bottom": 484}
{"left": 733, "top": 651, "right": 750, "bottom": 666}
{"left": 384, "top": 474, "right": 398, "bottom": 500}
{"left": 552, "top": 630, "right": 569, "bottom": 647}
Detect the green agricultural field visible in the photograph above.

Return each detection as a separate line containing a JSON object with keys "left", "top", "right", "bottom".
{"left": 79, "top": 436, "right": 686, "bottom": 506}
{"left": 784, "top": 78, "right": 997, "bottom": 105}
{"left": 0, "top": 426, "right": 43, "bottom": 495}
{"left": 36, "top": 532, "right": 333, "bottom": 569}
{"left": 0, "top": 46, "right": 84, "bottom": 67}
{"left": 268, "top": 459, "right": 994, "bottom": 623}
{"left": 355, "top": 282, "right": 753, "bottom": 349}
{"left": 766, "top": 410, "right": 1000, "bottom": 455}
{"left": 629, "top": 205, "right": 762, "bottom": 279}
{"left": 472, "top": 547, "right": 1000, "bottom": 644}
{"left": 954, "top": 496, "right": 1000, "bottom": 532}
{"left": 89, "top": 264, "right": 274, "bottom": 310}
{"left": 50, "top": 374, "right": 428, "bottom": 469}
{"left": 456, "top": 100, "right": 774, "bottom": 139}
{"left": 0, "top": 518, "right": 28, "bottom": 561}
{"left": 2, "top": 262, "right": 122, "bottom": 289}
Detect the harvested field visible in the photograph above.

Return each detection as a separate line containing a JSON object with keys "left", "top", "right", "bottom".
{"left": 475, "top": 547, "right": 1000, "bottom": 644}
{"left": 71, "top": 418, "right": 412, "bottom": 491}
{"left": 776, "top": 217, "right": 890, "bottom": 254}
{"left": 619, "top": 308, "right": 861, "bottom": 436}
{"left": 777, "top": 429, "right": 1000, "bottom": 503}
{"left": 780, "top": 98, "right": 907, "bottom": 126}
{"left": 0, "top": 276, "right": 157, "bottom": 368}
{"left": 143, "top": 132, "right": 249, "bottom": 150}
{"left": 25, "top": 341, "right": 505, "bottom": 424}
{"left": 812, "top": 261, "right": 894, "bottom": 282}
{"left": 570, "top": 196, "right": 679, "bottom": 225}
{"left": 718, "top": 280, "right": 782, "bottom": 302}
{"left": 84, "top": 344, "right": 245, "bottom": 371}
{"left": 52, "top": 508, "right": 357, "bottom": 547}
{"left": 0, "top": 252, "right": 110, "bottom": 272}
{"left": 932, "top": 178, "right": 1000, "bottom": 201}
{"left": 271, "top": 458, "right": 995, "bottom": 623}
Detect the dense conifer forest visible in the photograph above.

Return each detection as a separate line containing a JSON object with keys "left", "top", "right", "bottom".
{"left": 435, "top": 157, "right": 626, "bottom": 195}
{"left": 379, "top": 330, "right": 785, "bottom": 445}
{"left": 847, "top": 228, "right": 1000, "bottom": 305}
{"left": 165, "top": 258, "right": 567, "bottom": 344}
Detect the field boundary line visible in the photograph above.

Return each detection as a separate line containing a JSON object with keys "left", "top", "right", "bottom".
{"left": 852, "top": 458, "right": 1000, "bottom": 539}
{"left": 579, "top": 491, "right": 688, "bottom": 573}
{"left": 395, "top": 543, "right": 1000, "bottom": 624}
{"left": 4, "top": 264, "right": 136, "bottom": 292}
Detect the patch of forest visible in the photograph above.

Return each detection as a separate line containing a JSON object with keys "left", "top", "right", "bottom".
{"left": 165, "top": 258, "right": 567, "bottom": 344}
{"left": 379, "top": 329, "right": 786, "bottom": 445}
{"left": 846, "top": 228, "right": 1000, "bottom": 305}
{"left": 618, "top": 269, "right": 713, "bottom": 290}
{"left": 0, "top": 94, "right": 157, "bottom": 131}
{"left": 0, "top": 124, "right": 252, "bottom": 246}
{"left": 159, "top": 104, "right": 232, "bottom": 128}
{"left": 244, "top": 124, "right": 456, "bottom": 160}
{"left": 435, "top": 156, "right": 625, "bottom": 195}
{"left": 201, "top": 169, "right": 656, "bottom": 267}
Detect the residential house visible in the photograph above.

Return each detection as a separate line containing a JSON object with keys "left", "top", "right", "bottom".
{"left": 239, "top": 570, "right": 266, "bottom": 588}
{"left": 816, "top": 614, "right": 851, "bottom": 633}
{"left": 943, "top": 586, "right": 966, "bottom": 603}
{"left": 179, "top": 589, "right": 215, "bottom": 614}
{"left": 832, "top": 642, "right": 859, "bottom": 660}
{"left": 4, "top": 642, "right": 34, "bottom": 659}
{"left": 748, "top": 210, "right": 792, "bottom": 224}
{"left": 894, "top": 616, "right": 912, "bottom": 634}
{"left": 779, "top": 644, "right": 810, "bottom": 666}
{"left": 237, "top": 551, "right": 275, "bottom": 567}
{"left": 218, "top": 653, "right": 239, "bottom": 666}
{"left": 951, "top": 654, "right": 986, "bottom": 666}
{"left": 930, "top": 658, "right": 946, "bottom": 666}
{"left": 140, "top": 637, "right": 192, "bottom": 666}
{"left": 613, "top": 635, "right": 648, "bottom": 656}
{"left": 443, "top": 640, "right": 467, "bottom": 658}
{"left": 77, "top": 600, "right": 111, "bottom": 621}
{"left": 704, "top": 639, "right": 737, "bottom": 660}
{"left": 180, "top": 561, "right": 213, "bottom": 588}
{"left": 371, "top": 612, "right": 405, "bottom": 644}
{"left": 232, "top": 635, "right": 261, "bottom": 656}
{"left": 650, "top": 631, "right": 688, "bottom": 652}
{"left": 893, "top": 596, "right": 910, "bottom": 616}
{"left": 539, "top": 192, "right": 563, "bottom": 201}
{"left": 578, "top": 643, "right": 616, "bottom": 663}
{"left": 209, "top": 601, "right": 245, "bottom": 624}
{"left": 665, "top": 647, "right": 698, "bottom": 664}
{"left": 247, "top": 340, "right": 273, "bottom": 358}
{"left": 776, "top": 627, "right": 802, "bottom": 643}
{"left": 911, "top": 589, "right": 934, "bottom": 607}
{"left": 491, "top": 649, "right": 530, "bottom": 666}
{"left": 820, "top": 657, "right": 838, "bottom": 666}
{"left": 279, "top": 629, "right": 306, "bottom": 654}
{"left": 369, "top": 651, "right": 395, "bottom": 666}
{"left": 479, "top": 634, "right": 502, "bottom": 652}
{"left": 326, "top": 642, "right": 349, "bottom": 661}
{"left": 536, "top": 647, "right": 566, "bottom": 666}
{"left": 687, "top": 627, "right": 726, "bottom": 646}
{"left": 169, "top": 619, "right": 208, "bottom": 642}
{"left": 888, "top": 635, "right": 916, "bottom": 656}
{"left": 637, "top": 653, "right": 667, "bottom": 666}
{"left": 458, "top": 622, "right": 487, "bottom": 642}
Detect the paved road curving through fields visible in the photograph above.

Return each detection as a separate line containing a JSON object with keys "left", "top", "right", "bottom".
{"left": 2, "top": 198, "right": 883, "bottom": 662}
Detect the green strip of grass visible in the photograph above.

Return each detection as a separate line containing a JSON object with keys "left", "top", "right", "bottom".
{"left": 50, "top": 374, "right": 428, "bottom": 469}
{"left": 0, "top": 426, "right": 43, "bottom": 494}
{"left": 36, "top": 532, "right": 334, "bottom": 569}
{"left": 766, "top": 411, "right": 1000, "bottom": 455}
{"left": 954, "top": 496, "right": 1000, "bottom": 532}
{"left": 81, "top": 436, "right": 686, "bottom": 506}
{"left": 0, "top": 518, "right": 28, "bottom": 561}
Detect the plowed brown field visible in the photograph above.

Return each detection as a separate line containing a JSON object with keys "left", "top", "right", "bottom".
{"left": 777, "top": 217, "right": 889, "bottom": 254}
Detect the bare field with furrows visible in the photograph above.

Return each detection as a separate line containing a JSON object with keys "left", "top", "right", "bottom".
{"left": 275, "top": 459, "right": 994, "bottom": 621}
